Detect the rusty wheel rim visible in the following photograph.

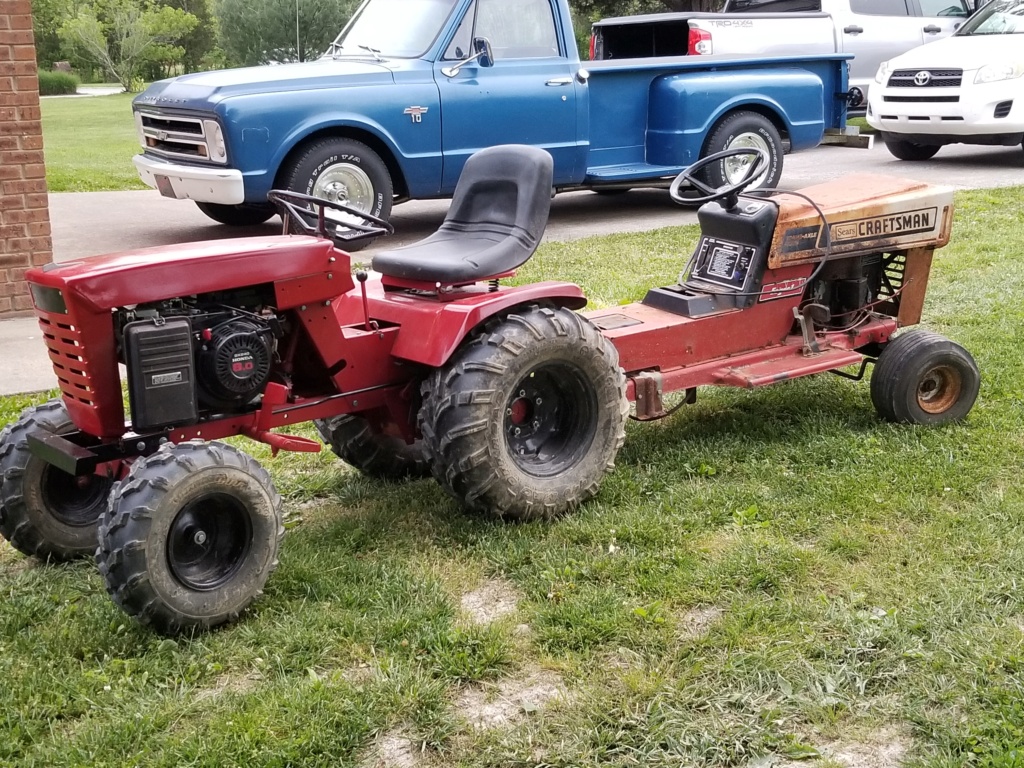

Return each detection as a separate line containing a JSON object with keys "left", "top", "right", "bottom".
{"left": 917, "top": 364, "right": 962, "bottom": 415}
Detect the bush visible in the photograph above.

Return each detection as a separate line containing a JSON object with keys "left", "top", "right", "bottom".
{"left": 38, "top": 70, "right": 80, "bottom": 96}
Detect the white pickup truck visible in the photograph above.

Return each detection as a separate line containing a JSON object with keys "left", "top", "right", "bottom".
{"left": 591, "top": 0, "right": 973, "bottom": 109}
{"left": 866, "top": 0, "right": 1024, "bottom": 159}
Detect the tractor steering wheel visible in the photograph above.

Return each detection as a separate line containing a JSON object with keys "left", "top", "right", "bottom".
{"left": 267, "top": 189, "right": 394, "bottom": 245}
{"left": 669, "top": 147, "right": 769, "bottom": 209}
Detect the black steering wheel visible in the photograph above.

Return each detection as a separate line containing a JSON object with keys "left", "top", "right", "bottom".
{"left": 669, "top": 147, "right": 769, "bottom": 209}
{"left": 267, "top": 189, "right": 394, "bottom": 245}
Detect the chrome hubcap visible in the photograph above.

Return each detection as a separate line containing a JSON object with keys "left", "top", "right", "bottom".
{"left": 724, "top": 132, "right": 771, "bottom": 187}
{"left": 312, "top": 163, "right": 374, "bottom": 224}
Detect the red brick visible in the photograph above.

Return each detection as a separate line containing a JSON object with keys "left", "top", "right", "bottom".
{"left": 22, "top": 163, "right": 45, "bottom": 180}
{"left": 1, "top": 150, "right": 42, "bottom": 165}
{"left": 0, "top": 106, "right": 17, "bottom": 121}
{"left": 0, "top": 297, "right": 13, "bottom": 314}
{"left": 21, "top": 135, "right": 42, "bottom": 150}
{"left": 0, "top": 61, "right": 34, "bottom": 76}
{"left": 3, "top": 179, "right": 46, "bottom": 195}
{"left": 30, "top": 252, "right": 51, "bottom": 266}
{"left": 0, "top": 253, "right": 29, "bottom": 269}
{"left": 12, "top": 44, "right": 35, "bottom": 62}
{"left": 16, "top": 105, "right": 39, "bottom": 121}
{"left": 7, "top": 237, "right": 49, "bottom": 252}
{"left": 0, "top": 224, "right": 25, "bottom": 239}
{"left": 0, "top": 165, "right": 22, "bottom": 181}
{"left": 0, "top": 136, "right": 16, "bottom": 150}
{"left": 0, "top": 30, "right": 33, "bottom": 45}
{"left": 24, "top": 192, "right": 47, "bottom": 208}
{"left": 27, "top": 221, "right": 50, "bottom": 237}
{"left": 15, "top": 73, "right": 39, "bottom": 89}
{"left": 13, "top": 294, "right": 33, "bottom": 312}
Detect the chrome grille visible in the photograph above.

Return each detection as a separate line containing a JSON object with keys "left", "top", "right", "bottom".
{"left": 888, "top": 69, "right": 963, "bottom": 88}
{"left": 136, "top": 111, "right": 221, "bottom": 163}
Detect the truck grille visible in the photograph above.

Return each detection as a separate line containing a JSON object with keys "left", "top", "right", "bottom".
{"left": 136, "top": 111, "right": 222, "bottom": 163}
{"left": 888, "top": 69, "right": 963, "bottom": 88}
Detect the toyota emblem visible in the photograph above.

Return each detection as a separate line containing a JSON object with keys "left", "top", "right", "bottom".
{"left": 913, "top": 71, "right": 931, "bottom": 86}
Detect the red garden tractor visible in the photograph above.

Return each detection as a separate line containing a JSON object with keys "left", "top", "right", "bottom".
{"left": 0, "top": 145, "right": 979, "bottom": 635}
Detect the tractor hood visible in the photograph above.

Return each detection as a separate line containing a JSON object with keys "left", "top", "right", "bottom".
{"left": 133, "top": 58, "right": 397, "bottom": 110}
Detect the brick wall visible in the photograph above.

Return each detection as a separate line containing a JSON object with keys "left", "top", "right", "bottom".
{"left": 0, "top": 0, "right": 52, "bottom": 317}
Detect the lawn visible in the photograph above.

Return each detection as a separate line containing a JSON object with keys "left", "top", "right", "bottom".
{"left": 40, "top": 93, "right": 148, "bottom": 192}
{"left": 2, "top": 186, "right": 1024, "bottom": 767}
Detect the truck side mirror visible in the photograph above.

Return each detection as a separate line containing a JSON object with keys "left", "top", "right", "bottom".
{"left": 441, "top": 37, "right": 495, "bottom": 78}
{"left": 473, "top": 37, "right": 494, "bottom": 68}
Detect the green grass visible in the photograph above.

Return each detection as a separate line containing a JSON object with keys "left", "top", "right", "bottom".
{"left": 40, "top": 94, "right": 148, "bottom": 192}
{"left": 3, "top": 186, "right": 1024, "bottom": 766}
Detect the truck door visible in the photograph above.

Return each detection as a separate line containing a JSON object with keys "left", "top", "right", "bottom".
{"left": 836, "top": 0, "right": 969, "bottom": 88}
{"left": 434, "top": 0, "right": 581, "bottom": 192}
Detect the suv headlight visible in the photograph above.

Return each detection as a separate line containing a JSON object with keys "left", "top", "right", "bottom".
{"left": 976, "top": 62, "right": 1024, "bottom": 84}
{"left": 874, "top": 61, "right": 891, "bottom": 85}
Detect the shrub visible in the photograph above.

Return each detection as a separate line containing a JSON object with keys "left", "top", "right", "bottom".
{"left": 38, "top": 70, "right": 80, "bottom": 96}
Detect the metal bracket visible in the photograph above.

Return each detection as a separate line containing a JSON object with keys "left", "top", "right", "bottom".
{"left": 793, "top": 306, "right": 822, "bottom": 356}
{"left": 634, "top": 371, "right": 666, "bottom": 420}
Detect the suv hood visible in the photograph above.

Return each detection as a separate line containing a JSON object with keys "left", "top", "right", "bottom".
{"left": 133, "top": 58, "right": 396, "bottom": 110}
{"left": 888, "top": 35, "right": 1022, "bottom": 71}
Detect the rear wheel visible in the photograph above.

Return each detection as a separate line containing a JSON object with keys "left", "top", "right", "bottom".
{"left": 315, "top": 414, "right": 428, "bottom": 480}
{"left": 881, "top": 135, "right": 941, "bottom": 162}
{"left": 96, "top": 441, "right": 284, "bottom": 635}
{"left": 870, "top": 330, "right": 979, "bottom": 425}
{"left": 195, "top": 202, "right": 276, "bottom": 226}
{"left": 0, "top": 399, "right": 114, "bottom": 561}
{"left": 419, "top": 304, "right": 628, "bottom": 521}
{"left": 281, "top": 137, "right": 393, "bottom": 251}
{"left": 700, "top": 111, "right": 783, "bottom": 192}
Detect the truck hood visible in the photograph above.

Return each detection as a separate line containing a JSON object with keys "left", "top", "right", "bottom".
{"left": 133, "top": 58, "right": 396, "bottom": 110}
{"left": 887, "top": 35, "right": 1023, "bottom": 71}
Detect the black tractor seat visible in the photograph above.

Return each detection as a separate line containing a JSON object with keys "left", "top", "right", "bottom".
{"left": 371, "top": 144, "right": 554, "bottom": 285}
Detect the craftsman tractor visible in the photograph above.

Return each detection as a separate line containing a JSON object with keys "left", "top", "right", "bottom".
{"left": 0, "top": 145, "right": 978, "bottom": 635}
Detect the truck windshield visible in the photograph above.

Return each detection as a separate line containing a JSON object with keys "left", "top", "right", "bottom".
{"left": 327, "top": 0, "right": 459, "bottom": 58}
{"left": 957, "top": 0, "right": 1024, "bottom": 34}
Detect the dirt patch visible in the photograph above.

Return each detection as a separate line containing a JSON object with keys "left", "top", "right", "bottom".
{"left": 456, "top": 669, "right": 567, "bottom": 729}
{"left": 678, "top": 605, "right": 724, "bottom": 641}
{"left": 362, "top": 730, "right": 425, "bottom": 768}
{"left": 460, "top": 579, "right": 521, "bottom": 625}
{"left": 194, "top": 671, "right": 263, "bottom": 703}
{"left": 819, "top": 728, "right": 909, "bottom": 768}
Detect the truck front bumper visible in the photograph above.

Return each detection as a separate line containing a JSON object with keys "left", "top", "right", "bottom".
{"left": 133, "top": 154, "right": 245, "bottom": 205}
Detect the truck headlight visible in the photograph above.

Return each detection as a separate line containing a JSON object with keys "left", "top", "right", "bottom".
{"left": 203, "top": 119, "right": 228, "bottom": 163}
{"left": 975, "top": 63, "right": 1024, "bottom": 84}
{"left": 874, "top": 61, "right": 891, "bottom": 86}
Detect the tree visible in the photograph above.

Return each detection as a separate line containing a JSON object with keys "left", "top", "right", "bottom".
{"left": 58, "top": 0, "right": 198, "bottom": 90}
{"left": 159, "top": 0, "right": 217, "bottom": 72}
{"left": 215, "top": 0, "right": 359, "bottom": 67}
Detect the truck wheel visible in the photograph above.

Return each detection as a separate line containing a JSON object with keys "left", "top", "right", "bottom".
{"left": 881, "top": 135, "right": 940, "bottom": 162}
{"left": 701, "top": 111, "right": 782, "bottom": 191}
{"left": 870, "top": 330, "right": 979, "bottom": 425}
{"left": 96, "top": 441, "right": 284, "bottom": 635}
{"left": 314, "top": 415, "right": 429, "bottom": 480}
{"left": 195, "top": 202, "right": 276, "bottom": 227}
{"left": 281, "top": 137, "right": 393, "bottom": 251}
{"left": 419, "top": 304, "right": 628, "bottom": 521}
{"left": 0, "top": 399, "right": 114, "bottom": 562}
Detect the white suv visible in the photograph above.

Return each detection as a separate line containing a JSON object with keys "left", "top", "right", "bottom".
{"left": 866, "top": 0, "right": 1024, "bottom": 160}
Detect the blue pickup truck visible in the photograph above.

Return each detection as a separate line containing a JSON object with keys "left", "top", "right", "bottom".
{"left": 131, "top": 0, "right": 850, "bottom": 238}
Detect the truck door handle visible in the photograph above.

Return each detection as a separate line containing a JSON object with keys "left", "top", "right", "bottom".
{"left": 545, "top": 77, "right": 573, "bottom": 86}
{"left": 843, "top": 25, "right": 863, "bottom": 34}
{"left": 923, "top": 24, "right": 941, "bottom": 33}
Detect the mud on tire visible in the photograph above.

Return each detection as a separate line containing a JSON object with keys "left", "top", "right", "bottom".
{"left": 315, "top": 414, "right": 429, "bottom": 480}
{"left": 419, "top": 304, "right": 628, "bottom": 521}
{"left": 96, "top": 441, "right": 285, "bottom": 635}
{"left": 0, "top": 398, "right": 114, "bottom": 562}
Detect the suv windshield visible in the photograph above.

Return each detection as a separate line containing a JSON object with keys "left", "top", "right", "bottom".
{"left": 327, "top": 0, "right": 459, "bottom": 58}
{"left": 957, "top": 0, "right": 1024, "bottom": 34}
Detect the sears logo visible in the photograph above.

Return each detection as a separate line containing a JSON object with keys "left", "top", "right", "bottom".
{"left": 759, "top": 279, "right": 804, "bottom": 303}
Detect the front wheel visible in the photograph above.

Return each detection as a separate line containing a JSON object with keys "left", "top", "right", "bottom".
{"left": 419, "top": 304, "right": 628, "bottom": 521}
{"left": 280, "top": 137, "right": 393, "bottom": 252}
{"left": 195, "top": 202, "right": 276, "bottom": 227}
{"left": 700, "top": 111, "right": 783, "bottom": 192}
{"left": 881, "top": 135, "right": 941, "bottom": 162}
{"left": 870, "top": 330, "right": 979, "bottom": 425}
{"left": 96, "top": 441, "right": 284, "bottom": 635}
{"left": 0, "top": 399, "right": 114, "bottom": 561}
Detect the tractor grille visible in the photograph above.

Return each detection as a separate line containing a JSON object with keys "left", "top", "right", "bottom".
{"left": 878, "top": 253, "right": 907, "bottom": 310}
{"left": 37, "top": 313, "right": 95, "bottom": 407}
{"left": 888, "top": 69, "right": 962, "bottom": 88}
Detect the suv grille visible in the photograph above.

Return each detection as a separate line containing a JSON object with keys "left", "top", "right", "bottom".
{"left": 888, "top": 69, "right": 963, "bottom": 88}
{"left": 137, "top": 111, "right": 222, "bottom": 163}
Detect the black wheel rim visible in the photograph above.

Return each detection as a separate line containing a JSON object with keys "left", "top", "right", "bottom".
{"left": 504, "top": 363, "right": 597, "bottom": 477}
{"left": 41, "top": 466, "right": 114, "bottom": 527}
{"left": 167, "top": 493, "right": 252, "bottom": 591}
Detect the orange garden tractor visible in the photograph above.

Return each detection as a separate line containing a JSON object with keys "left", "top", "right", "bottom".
{"left": 0, "top": 145, "right": 978, "bottom": 635}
